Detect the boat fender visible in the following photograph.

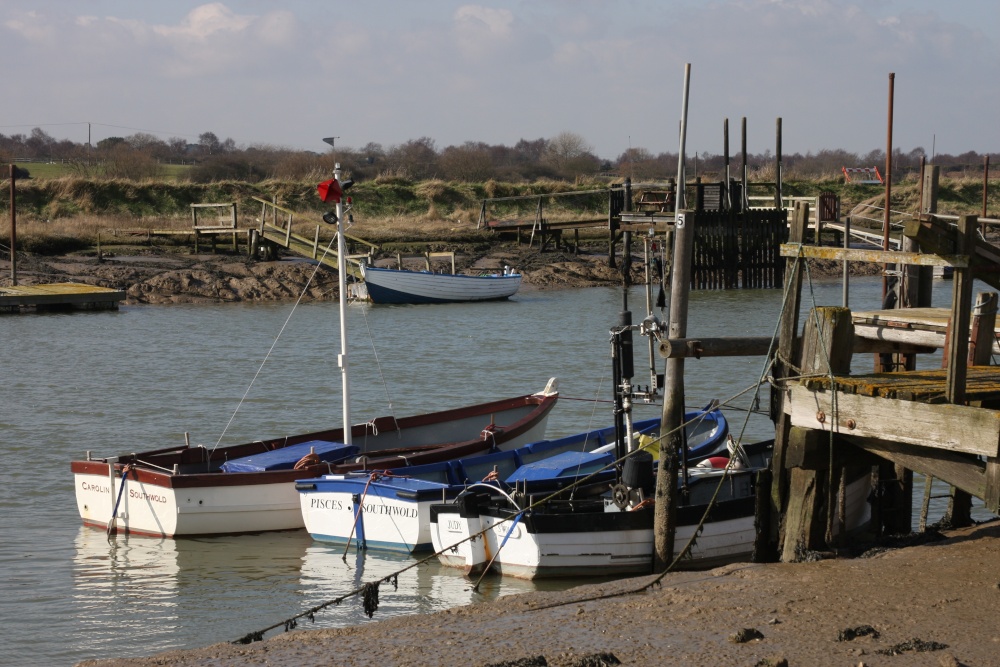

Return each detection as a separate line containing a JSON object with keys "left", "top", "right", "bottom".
{"left": 695, "top": 456, "right": 730, "bottom": 469}
{"left": 622, "top": 450, "right": 655, "bottom": 494}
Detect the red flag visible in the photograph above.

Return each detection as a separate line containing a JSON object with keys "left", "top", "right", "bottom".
{"left": 317, "top": 179, "right": 342, "bottom": 203}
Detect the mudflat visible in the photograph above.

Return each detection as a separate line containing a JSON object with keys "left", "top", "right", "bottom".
{"left": 79, "top": 521, "right": 1000, "bottom": 667}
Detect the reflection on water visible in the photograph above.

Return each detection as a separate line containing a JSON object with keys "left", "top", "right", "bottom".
{"left": 71, "top": 526, "right": 564, "bottom": 654}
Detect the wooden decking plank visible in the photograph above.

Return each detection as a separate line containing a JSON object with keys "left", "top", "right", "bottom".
{"left": 804, "top": 367, "right": 1000, "bottom": 402}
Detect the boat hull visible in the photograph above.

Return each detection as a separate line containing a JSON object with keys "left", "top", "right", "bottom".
{"left": 72, "top": 388, "right": 557, "bottom": 537}
{"left": 430, "top": 492, "right": 758, "bottom": 579}
{"left": 295, "top": 410, "right": 726, "bottom": 553}
{"left": 361, "top": 265, "right": 521, "bottom": 304}
{"left": 299, "top": 475, "right": 448, "bottom": 552}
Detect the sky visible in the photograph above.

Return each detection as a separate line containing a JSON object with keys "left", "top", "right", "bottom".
{"left": 2, "top": 0, "right": 998, "bottom": 161}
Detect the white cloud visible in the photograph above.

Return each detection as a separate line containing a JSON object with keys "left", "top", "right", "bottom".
{"left": 4, "top": 11, "right": 55, "bottom": 43}
{"left": 152, "top": 3, "right": 253, "bottom": 40}
{"left": 453, "top": 5, "right": 515, "bottom": 59}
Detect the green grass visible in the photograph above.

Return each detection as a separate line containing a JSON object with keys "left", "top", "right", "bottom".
{"left": 17, "top": 162, "right": 74, "bottom": 179}
{"left": 15, "top": 162, "right": 193, "bottom": 182}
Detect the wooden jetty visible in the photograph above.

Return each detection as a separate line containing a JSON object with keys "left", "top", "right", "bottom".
{"left": 0, "top": 282, "right": 125, "bottom": 313}
{"left": 647, "top": 160, "right": 998, "bottom": 566}
{"left": 768, "top": 184, "right": 999, "bottom": 561}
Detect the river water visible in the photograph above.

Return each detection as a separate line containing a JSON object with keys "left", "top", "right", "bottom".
{"left": 1, "top": 274, "right": 994, "bottom": 666}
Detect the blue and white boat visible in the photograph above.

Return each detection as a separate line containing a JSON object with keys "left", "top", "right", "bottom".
{"left": 295, "top": 407, "right": 728, "bottom": 552}
{"left": 359, "top": 264, "right": 521, "bottom": 305}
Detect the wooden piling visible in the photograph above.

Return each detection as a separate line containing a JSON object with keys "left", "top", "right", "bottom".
{"left": 654, "top": 209, "right": 694, "bottom": 572}
{"left": 780, "top": 306, "right": 854, "bottom": 562}
{"left": 763, "top": 201, "right": 809, "bottom": 560}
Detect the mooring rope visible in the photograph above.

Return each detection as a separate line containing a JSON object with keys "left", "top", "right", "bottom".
{"left": 231, "top": 245, "right": 831, "bottom": 642}
{"left": 230, "top": 384, "right": 764, "bottom": 645}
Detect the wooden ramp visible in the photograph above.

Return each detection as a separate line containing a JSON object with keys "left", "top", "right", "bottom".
{"left": 0, "top": 282, "right": 125, "bottom": 313}
{"left": 252, "top": 197, "right": 376, "bottom": 278}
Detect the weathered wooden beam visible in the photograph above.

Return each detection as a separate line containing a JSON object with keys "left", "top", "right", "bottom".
{"left": 779, "top": 243, "right": 968, "bottom": 268}
{"left": 788, "top": 386, "right": 1000, "bottom": 457}
{"left": 657, "top": 336, "right": 934, "bottom": 359}
{"left": 842, "top": 435, "right": 986, "bottom": 500}
{"left": 904, "top": 215, "right": 1000, "bottom": 291}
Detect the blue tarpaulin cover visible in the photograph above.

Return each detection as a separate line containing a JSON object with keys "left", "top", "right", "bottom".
{"left": 505, "top": 450, "right": 612, "bottom": 483}
{"left": 220, "top": 440, "right": 358, "bottom": 473}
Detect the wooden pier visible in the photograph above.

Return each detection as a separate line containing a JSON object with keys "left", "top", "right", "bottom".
{"left": 648, "top": 162, "right": 998, "bottom": 566}
{"left": 766, "top": 183, "right": 1000, "bottom": 560}
{"left": 0, "top": 282, "right": 125, "bottom": 313}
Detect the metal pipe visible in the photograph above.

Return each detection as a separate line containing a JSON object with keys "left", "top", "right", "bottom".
{"left": 775, "top": 117, "right": 782, "bottom": 209}
{"left": 741, "top": 118, "right": 749, "bottom": 212}
{"left": 9, "top": 164, "right": 16, "bottom": 285}
{"left": 335, "top": 163, "right": 352, "bottom": 446}
{"left": 984, "top": 155, "right": 990, "bottom": 222}
{"left": 882, "top": 72, "right": 895, "bottom": 298}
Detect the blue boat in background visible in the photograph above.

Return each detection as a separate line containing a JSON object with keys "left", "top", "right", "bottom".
{"left": 360, "top": 264, "right": 522, "bottom": 304}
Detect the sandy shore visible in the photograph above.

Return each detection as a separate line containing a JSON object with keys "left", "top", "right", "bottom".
{"left": 77, "top": 521, "right": 1000, "bottom": 667}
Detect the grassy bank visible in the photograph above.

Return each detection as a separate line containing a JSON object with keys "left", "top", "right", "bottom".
{"left": 1, "top": 174, "right": 996, "bottom": 256}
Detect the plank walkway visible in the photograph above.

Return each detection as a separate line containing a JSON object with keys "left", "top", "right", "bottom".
{"left": 0, "top": 282, "right": 126, "bottom": 313}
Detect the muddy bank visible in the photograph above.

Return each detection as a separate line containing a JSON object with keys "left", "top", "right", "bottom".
{"left": 79, "top": 521, "right": 1000, "bottom": 667}
{"left": 0, "top": 246, "right": 877, "bottom": 305}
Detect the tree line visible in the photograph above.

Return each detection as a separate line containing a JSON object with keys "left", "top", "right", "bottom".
{"left": 1, "top": 126, "right": 995, "bottom": 183}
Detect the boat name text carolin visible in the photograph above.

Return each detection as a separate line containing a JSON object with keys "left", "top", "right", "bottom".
{"left": 80, "top": 481, "right": 110, "bottom": 494}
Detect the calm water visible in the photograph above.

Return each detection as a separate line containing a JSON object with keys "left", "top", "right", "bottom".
{"left": 1, "top": 275, "right": 993, "bottom": 666}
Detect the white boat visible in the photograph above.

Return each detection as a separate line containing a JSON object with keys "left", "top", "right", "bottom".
{"left": 360, "top": 264, "right": 521, "bottom": 304}
{"left": 429, "top": 453, "right": 871, "bottom": 579}
{"left": 71, "top": 386, "right": 557, "bottom": 537}
{"left": 295, "top": 408, "right": 729, "bottom": 553}
{"left": 71, "top": 167, "right": 556, "bottom": 538}
{"left": 428, "top": 439, "right": 771, "bottom": 579}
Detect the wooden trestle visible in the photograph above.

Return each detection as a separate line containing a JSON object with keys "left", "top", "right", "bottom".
{"left": 766, "top": 167, "right": 1000, "bottom": 561}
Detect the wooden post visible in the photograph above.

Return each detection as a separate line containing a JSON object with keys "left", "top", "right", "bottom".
{"left": 941, "top": 215, "right": 977, "bottom": 529}
{"left": 781, "top": 306, "right": 854, "bottom": 562}
{"left": 946, "top": 215, "right": 977, "bottom": 404}
{"left": 968, "top": 291, "right": 998, "bottom": 366}
{"left": 763, "top": 201, "right": 809, "bottom": 559}
{"left": 231, "top": 203, "right": 238, "bottom": 253}
{"left": 653, "top": 209, "right": 694, "bottom": 571}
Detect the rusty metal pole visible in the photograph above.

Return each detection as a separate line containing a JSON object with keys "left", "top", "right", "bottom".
{"left": 882, "top": 73, "right": 895, "bottom": 298}
{"left": 9, "top": 164, "right": 16, "bottom": 286}
{"left": 775, "top": 117, "right": 782, "bottom": 209}
{"left": 741, "top": 117, "right": 748, "bottom": 210}
{"left": 984, "top": 155, "right": 990, "bottom": 223}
